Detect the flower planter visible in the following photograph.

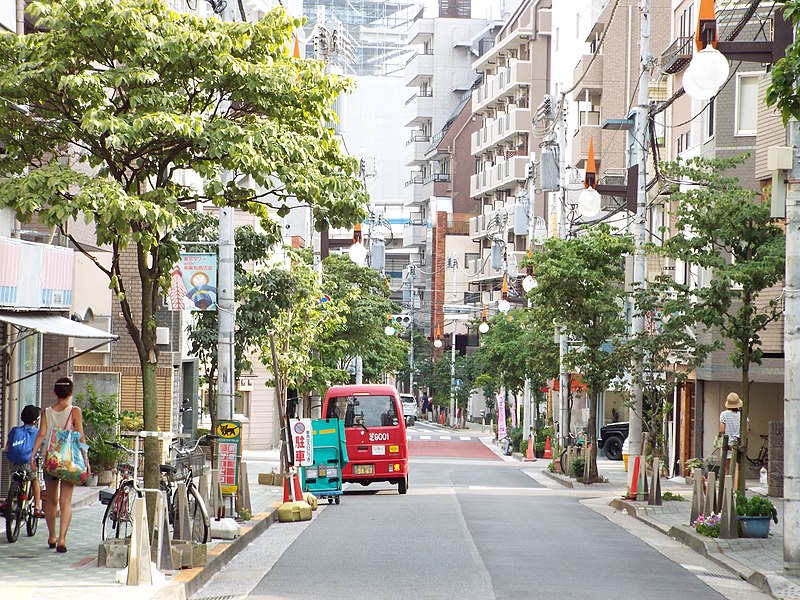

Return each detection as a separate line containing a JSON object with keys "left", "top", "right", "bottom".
{"left": 738, "top": 515, "right": 771, "bottom": 538}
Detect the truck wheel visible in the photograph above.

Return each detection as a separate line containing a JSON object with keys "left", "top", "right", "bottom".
{"left": 398, "top": 476, "right": 408, "bottom": 495}
{"left": 604, "top": 435, "right": 624, "bottom": 461}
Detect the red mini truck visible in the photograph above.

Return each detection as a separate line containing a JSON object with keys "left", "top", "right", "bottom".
{"left": 322, "top": 384, "right": 409, "bottom": 494}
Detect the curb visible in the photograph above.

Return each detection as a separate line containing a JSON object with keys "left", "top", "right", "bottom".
{"left": 160, "top": 501, "right": 282, "bottom": 599}
{"left": 609, "top": 498, "right": 798, "bottom": 598}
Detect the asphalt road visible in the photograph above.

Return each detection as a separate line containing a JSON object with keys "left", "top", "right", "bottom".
{"left": 191, "top": 425, "right": 770, "bottom": 600}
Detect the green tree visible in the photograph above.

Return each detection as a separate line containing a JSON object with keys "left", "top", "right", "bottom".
{"left": 618, "top": 277, "right": 717, "bottom": 461}
{"left": 766, "top": 1, "right": 800, "bottom": 123}
{"left": 528, "top": 225, "right": 633, "bottom": 482}
{"left": 470, "top": 309, "right": 558, "bottom": 433}
{"left": 662, "top": 156, "right": 785, "bottom": 492}
{"left": 0, "top": 0, "right": 367, "bottom": 510}
{"left": 319, "top": 254, "right": 408, "bottom": 384}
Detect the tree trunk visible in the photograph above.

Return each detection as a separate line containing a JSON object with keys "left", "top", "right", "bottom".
{"left": 738, "top": 340, "right": 752, "bottom": 495}
{"left": 585, "top": 384, "right": 599, "bottom": 483}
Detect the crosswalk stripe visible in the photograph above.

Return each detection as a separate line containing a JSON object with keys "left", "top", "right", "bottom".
{"left": 419, "top": 435, "right": 431, "bottom": 439}
{"left": 440, "top": 435, "right": 452, "bottom": 440}
{"left": 460, "top": 436, "right": 470, "bottom": 440}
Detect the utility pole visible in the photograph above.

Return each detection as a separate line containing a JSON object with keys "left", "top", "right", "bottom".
{"left": 217, "top": 196, "right": 235, "bottom": 420}
{"left": 556, "top": 87, "right": 570, "bottom": 447}
{"left": 522, "top": 152, "right": 537, "bottom": 442}
{"left": 626, "top": 0, "right": 651, "bottom": 479}
{"left": 785, "top": 120, "right": 800, "bottom": 574}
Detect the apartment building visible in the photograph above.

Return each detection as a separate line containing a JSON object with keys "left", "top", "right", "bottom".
{"left": 468, "top": 0, "right": 552, "bottom": 313}
{"left": 657, "top": 0, "right": 785, "bottom": 473}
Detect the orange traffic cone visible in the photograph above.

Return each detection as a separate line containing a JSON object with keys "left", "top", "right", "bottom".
{"left": 526, "top": 436, "right": 536, "bottom": 462}
{"left": 543, "top": 436, "right": 552, "bottom": 459}
{"left": 292, "top": 468, "right": 304, "bottom": 500}
{"left": 282, "top": 471, "right": 292, "bottom": 502}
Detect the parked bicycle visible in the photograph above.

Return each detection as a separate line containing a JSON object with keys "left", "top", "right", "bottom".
{"left": 100, "top": 435, "right": 212, "bottom": 544}
{"left": 162, "top": 434, "right": 213, "bottom": 544}
{"left": 4, "top": 457, "right": 42, "bottom": 543}
{"left": 746, "top": 434, "right": 769, "bottom": 469}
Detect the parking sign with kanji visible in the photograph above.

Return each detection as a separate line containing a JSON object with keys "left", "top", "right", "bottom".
{"left": 290, "top": 418, "right": 313, "bottom": 466}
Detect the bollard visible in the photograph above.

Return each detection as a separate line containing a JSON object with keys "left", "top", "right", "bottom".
{"left": 126, "top": 497, "right": 153, "bottom": 585}
{"left": 173, "top": 482, "right": 192, "bottom": 541}
{"left": 237, "top": 461, "right": 251, "bottom": 514}
{"left": 198, "top": 472, "right": 210, "bottom": 510}
{"left": 704, "top": 471, "right": 717, "bottom": 515}
{"left": 647, "top": 458, "right": 662, "bottom": 506}
{"left": 719, "top": 474, "right": 738, "bottom": 539}
{"left": 152, "top": 490, "right": 174, "bottom": 571}
{"left": 690, "top": 471, "right": 704, "bottom": 525}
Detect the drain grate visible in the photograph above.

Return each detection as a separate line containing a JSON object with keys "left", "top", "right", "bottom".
{"left": 696, "top": 571, "right": 742, "bottom": 581}
{"left": 193, "top": 596, "right": 240, "bottom": 600}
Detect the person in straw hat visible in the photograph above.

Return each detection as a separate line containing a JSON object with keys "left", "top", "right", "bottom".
{"left": 719, "top": 392, "right": 743, "bottom": 446}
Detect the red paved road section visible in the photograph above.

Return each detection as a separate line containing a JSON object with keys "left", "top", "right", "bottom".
{"left": 409, "top": 440, "right": 501, "bottom": 460}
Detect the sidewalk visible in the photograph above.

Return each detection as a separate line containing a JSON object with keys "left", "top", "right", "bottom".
{"left": 1, "top": 450, "right": 282, "bottom": 600}
{"left": 541, "top": 456, "right": 800, "bottom": 599}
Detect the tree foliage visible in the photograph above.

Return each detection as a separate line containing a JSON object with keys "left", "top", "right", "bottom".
{"left": 661, "top": 155, "right": 785, "bottom": 491}
{"left": 0, "top": 0, "right": 367, "bottom": 506}
{"left": 766, "top": 1, "right": 800, "bottom": 123}
{"left": 527, "top": 225, "right": 633, "bottom": 482}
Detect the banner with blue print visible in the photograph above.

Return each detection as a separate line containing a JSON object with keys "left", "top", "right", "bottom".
{"left": 168, "top": 253, "right": 218, "bottom": 311}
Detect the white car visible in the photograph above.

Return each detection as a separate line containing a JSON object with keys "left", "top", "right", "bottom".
{"left": 400, "top": 394, "right": 418, "bottom": 426}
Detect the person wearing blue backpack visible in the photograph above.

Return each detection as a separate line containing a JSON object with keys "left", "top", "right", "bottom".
{"left": 3, "top": 404, "right": 45, "bottom": 518}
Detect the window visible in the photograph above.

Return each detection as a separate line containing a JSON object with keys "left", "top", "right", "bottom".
{"left": 18, "top": 335, "right": 40, "bottom": 408}
{"left": 706, "top": 98, "right": 715, "bottom": 140}
{"left": 234, "top": 390, "right": 250, "bottom": 418}
{"left": 736, "top": 74, "right": 760, "bottom": 135}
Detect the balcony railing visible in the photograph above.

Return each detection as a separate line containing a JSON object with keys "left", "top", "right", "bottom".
{"left": 659, "top": 36, "right": 693, "bottom": 75}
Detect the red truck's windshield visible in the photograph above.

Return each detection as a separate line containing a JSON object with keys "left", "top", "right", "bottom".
{"left": 325, "top": 395, "right": 399, "bottom": 428}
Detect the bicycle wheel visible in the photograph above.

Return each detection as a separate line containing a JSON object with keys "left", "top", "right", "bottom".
{"left": 101, "top": 481, "right": 139, "bottom": 540}
{"left": 186, "top": 486, "right": 209, "bottom": 544}
{"left": 558, "top": 448, "right": 569, "bottom": 475}
{"left": 5, "top": 480, "right": 23, "bottom": 543}
{"left": 25, "top": 500, "right": 38, "bottom": 537}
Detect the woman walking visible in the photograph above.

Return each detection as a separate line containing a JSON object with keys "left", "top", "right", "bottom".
{"left": 29, "top": 377, "right": 89, "bottom": 553}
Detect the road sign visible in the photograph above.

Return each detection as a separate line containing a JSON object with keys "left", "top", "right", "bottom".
{"left": 290, "top": 418, "right": 314, "bottom": 466}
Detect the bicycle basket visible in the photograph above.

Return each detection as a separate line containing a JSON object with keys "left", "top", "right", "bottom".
{"left": 175, "top": 447, "right": 208, "bottom": 478}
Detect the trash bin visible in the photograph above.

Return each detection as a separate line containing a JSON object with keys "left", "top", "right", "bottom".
{"left": 622, "top": 437, "right": 630, "bottom": 472}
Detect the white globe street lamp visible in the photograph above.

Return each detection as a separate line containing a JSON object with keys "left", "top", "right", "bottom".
{"left": 577, "top": 187, "right": 602, "bottom": 219}
{"left": 498, "top": 299, "right": 511, "bottom": 313}
{"left": 683, "top": 46, "right": 729, "bottom": 101}
{"left": 384, "top": 325, "right": 395, "bottom": 336}
{"left": 681, "top": 69, "right": 717, "bottom": 101}
{"left": 347, "top": 240, "right": 368, "bottom": 265}
{"left": 433, "top": 338, "right": 443, "bottom": 349}
{"left": 522, "top": 274, "right": 537, "bottom": 292}
{"left": 479, "top": 321, "right": 489, "bottom": 334}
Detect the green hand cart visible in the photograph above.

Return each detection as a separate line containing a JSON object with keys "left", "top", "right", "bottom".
{"left": 303, "top": 418, "right": 349, "bottom": 505}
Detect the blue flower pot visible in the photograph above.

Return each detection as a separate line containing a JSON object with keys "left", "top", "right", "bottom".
{"left": 738, "top": 515, "right": 771, "bottom": 538}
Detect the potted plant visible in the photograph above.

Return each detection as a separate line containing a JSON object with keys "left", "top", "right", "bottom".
{"left": 735, "top": 492, "right": 778, "bottom": 538}
{"left": 75, "top": 382, "right": 124, "bottom": 486}
{"left": 685, "top": 457, "right": 704, "bottom": 482}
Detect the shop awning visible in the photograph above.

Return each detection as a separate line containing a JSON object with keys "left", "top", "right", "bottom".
{"left": 0, "top": 311, "right": 117, "bottom": 340}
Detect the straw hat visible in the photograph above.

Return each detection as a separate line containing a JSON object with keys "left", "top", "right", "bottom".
{"left": 725, "top": 392, "right": 743, "bottom": 409}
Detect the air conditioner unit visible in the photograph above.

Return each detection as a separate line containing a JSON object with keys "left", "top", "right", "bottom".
{"left": 156, "top": 326, "right": 170, "bottom": 346}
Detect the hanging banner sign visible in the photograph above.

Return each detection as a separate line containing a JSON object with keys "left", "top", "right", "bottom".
{"left": 168, "top": 252, "right": 218, "bottom": 311}
{"left": 497, "top": 392, "right": 507, "bottom": 440}
{"left": 290, "top": 418, "right": 314, "bottom": 466}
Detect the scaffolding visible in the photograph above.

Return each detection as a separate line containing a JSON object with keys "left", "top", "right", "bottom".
{"left": 302, "top": 0, "right": 419, "bottom": 76}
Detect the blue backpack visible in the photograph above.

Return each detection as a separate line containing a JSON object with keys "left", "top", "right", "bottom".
{"left": 7, "top": 425, "right": 36, "bottom": 464}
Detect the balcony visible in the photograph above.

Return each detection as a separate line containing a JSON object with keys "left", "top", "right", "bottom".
{"left": 571, "top": 53, "right": 603, "bottom": 98}
{"left": 403, "top": 222, "right": 428, "bottom": 247}
{"left": 404, "top": 91, "right": 434, "bottom": 128}
{"left": 470, "top": 170, "right": 492, "bottom": 198}
{"left": 472, "top": 60, "right": 532, "bottom": 115}
{"left": 659, "top": 36, "right": 693, "bottom": 75}
{"left": 0, "top": 237, "right": 74, "bottom": 309}
{"left": 405, "top": 51, "right": 434, "bottom": 87}
{"left": 420, "top": 172, "right": 451, "bottom": 199}
{"left": 405, "top": 134, "right": 431, "bottom": 166}
{"left": 407, "top": 18, "right": 434, "bottom": 45}
{"left": 488, "top": 156, "right": 528, "bottom": 193}
{"left": 404, "top": 175, "right": 426, "bottom": 206}
{"left": 471, "top": 108, "right": 531, "bottom": 156}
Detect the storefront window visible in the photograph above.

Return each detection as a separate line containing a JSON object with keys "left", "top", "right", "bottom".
{"left": 18, "top": 334, "right": 41, "bottom": 408}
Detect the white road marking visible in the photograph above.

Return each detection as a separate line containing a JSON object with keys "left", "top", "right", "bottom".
{"left": 440, "top": 435, "right": 452, "bottom": 440}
